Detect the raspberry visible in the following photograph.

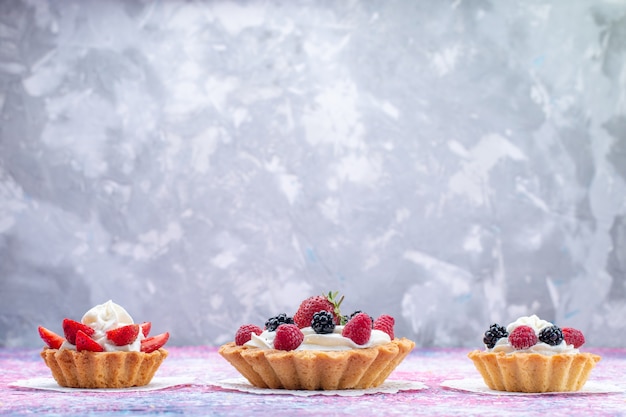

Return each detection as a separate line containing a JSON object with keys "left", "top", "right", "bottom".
{"left": 483, "top": 324, "right": 508, "bottom": 349}
{"left": 265, "top": 313, "right": 294, "bottom": 332}
{"left": 342, "top": 312, "right": 372, "bottom": 345}
{"left": 373, "top": 314, "right": 395, "bottom": 339}
{"left": 273, "top": 324, "right": 304, "bottom": 351}
{"left": 311, "top": 311, "right": 335, "bottom": 334}
{"left": 562, "top": 327, "right": 585, "bottom": 348}
{"left": 235, "top": 324, "right": 263, "bottom": 346}
{"left": 509, "top": 325, "right": 537, "bottom": 349}
{"left": 538, "top": 326, "right": 563, "bottom": 346}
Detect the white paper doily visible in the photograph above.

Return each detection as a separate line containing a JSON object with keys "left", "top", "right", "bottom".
{"left": 9, "top": 376, "right": 195, "bottom": 393}
{"left": 440, "top": 378, "right": 624, "bottom": 396}
{"left": 211, "top": 377, "right": 428, "bottom": 396}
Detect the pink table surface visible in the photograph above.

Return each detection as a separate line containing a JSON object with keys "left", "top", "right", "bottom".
{"left": 1, "top": 347, "right": 625, "bottom": 416}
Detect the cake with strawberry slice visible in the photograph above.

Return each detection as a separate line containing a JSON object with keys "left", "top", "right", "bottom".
{"left": 38, "top": 300, "right": 169, "bottom": 388}
{"left": 219, "top": 292, "right": 415, "bottom": 390}
{"left": 468, "top": 315, "right": 601, "bottom": 392}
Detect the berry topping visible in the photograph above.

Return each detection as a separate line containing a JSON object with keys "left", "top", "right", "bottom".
{"left": 311, "top": 311, "right": 336, "bottom": 334}
{"left": 140, "top": 322, "right": 151, "bottom": 337}
{"left": 106, "top": 324, "right": 140, "bottom": 346}
{"left": 141, "top": 332, "right": 170, "bottom": 353}
{"left": 538, "top": 326, "right": 564, "bottom": 346}
{"left": 294, "top": 291, "right": 343, "bottom": 329}
{"left": 341, "top": 312, "right": 372, "bottom": 345}
{"left": 235, "top": 324, "right": 263, "bottom": 346}
{"left": 265, "top": 313, "right": 294, "bottom": 332}
{"left": 373, "top": 314, "right": 395, "bottom": 340}
{"left": 562, "top": 327, "right": 585, "bottom": 348}
{"left": 76, "top": 330, "right": 104, "bottom": 352}
{"left": 483, "top": 324, "right": 508, "bottom": 349}
{"left": 273, "top": 324, "right": 304, "bottom": 351}
{"left": 509, "top": 325, "right": 538, "bottom": 350}
{"left": 62, "top": 318, "right": 95, "bottom": 345}
{"left": 38, "top": 326, "right": 65, "bottom": 349}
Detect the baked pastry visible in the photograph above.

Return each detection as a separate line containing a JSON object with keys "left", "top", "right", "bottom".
{"left": 38, "top": 300, "right": 169, "bottom": 388}
{"left": 468, "top": 315, "right": 601, "bottom": 392}
{"left": 219, "top": 292, "right": 415, "bottom": 390}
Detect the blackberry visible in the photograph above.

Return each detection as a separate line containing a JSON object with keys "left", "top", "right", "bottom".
{"left": 538, "top": 326, "right": 563, "bottom": 346}
{"left": 265, "top": 313, "right": 294, "bottom": 332}
{"left": 311, "top": 310, "right": 335, "bottom": 334}
{"left": 483, "top": 324, "right": 508, "bottom": 348}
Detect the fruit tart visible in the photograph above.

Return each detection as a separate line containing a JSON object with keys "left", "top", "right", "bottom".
{"left": 468, "top": 315, "right": 601, "bottom": 392}
{"left": 38, "top": 300, "right": 169, "bottom": 388}
{"left": 219, "top": 292, "right": 415, "bottom": 390}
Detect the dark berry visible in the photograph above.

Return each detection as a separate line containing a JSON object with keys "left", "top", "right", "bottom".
{"left": 311, "top": 310, "right": 335, "bottom": 334}
{"left": 538, "top": 326, "right": 563, "bottom": 346}
{"left": 265, "top": 313, "right": 294, "bottom": 332}
{"left": 483, "top": 324, "right": 508, "bottom": 348}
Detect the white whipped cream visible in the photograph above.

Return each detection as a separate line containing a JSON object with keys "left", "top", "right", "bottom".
{"left": 489, "top": 315, "right": 579, "bottom": 356}
{"left": 60, "top": 300, "right": 144, "bottom": 352}
{"left": 245, "top": 326, "right": 391, "bottom": 351}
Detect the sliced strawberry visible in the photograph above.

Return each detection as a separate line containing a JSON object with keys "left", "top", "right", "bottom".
{"left": 63, "top": 318, "right": 95, "bottom": 345}
{"left": 140, "top": 322, "right": 151, "bottom": 338}
{"left": 75, "top": 330, "right": 104, "bottom": 352}
{"left": 141, "top": 332, "right": 169, "bottom": 353}
{"left": 106, "top": 324, "right": 140, "bottom": 346}
{"left": 38, "top": 326, "right": 65, "bottom": 349}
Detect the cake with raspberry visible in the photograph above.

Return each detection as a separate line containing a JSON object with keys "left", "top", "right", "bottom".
{"left": 468, "top": 315, "right": 601, "bottom": 392}
{"left": 38, "top": 300, "right": 170, "bottom": 388}
{"left": 219, "top": 292, "right": 415, "bottom": 390}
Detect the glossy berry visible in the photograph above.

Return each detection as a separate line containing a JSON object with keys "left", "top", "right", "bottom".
{"left": 294, "top": 292, "right": 343, "bottom": 328}
{"left": 311, "top": 311, "right": 335, "bottom": 334}
{"left": 373, "top": 314, "right": 395, "bottom": 339}
{"left": 75, "top": 330, "right": 104, "bottom": 352}
{"left": 344, "top": 310, "right": 374, "bottom": 327}
{"left": 538, "top": 326, "right": 563, "bottom": 346}
{"left": 141, "top": 332, "right": 169, "bottom": 353}
{"left": 106, "top": 324, "right": 140, "bottom": 346}
{"left": 273, "top": 324, "right": 304, "bottom": 351}
{"left": 342, "top": 312, "right": 372, "bottom": 345}
{"left": 265, "top": 313, "right": 294, "bottom": 332}
{"left": 562, "top": 327, "right": 585, "bottom": 348}
{"left": 509, "top": 325, "right": 538, "bottom": 350}
{"left": 63, "top": 318, "right": 95, "bottom": 345}
{"left": 235, "top": 324, "right": 263, "bottom": 346}
{"left": 38, "top": 326, "right": 65, "bottom": 349}
{"left": 483, "top": 324, "right": 508, "bottom": 348}
{"left": 140, "top": 322, "right": 152, "bottom": 338}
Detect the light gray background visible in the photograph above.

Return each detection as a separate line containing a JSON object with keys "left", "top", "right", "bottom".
{"left": 1, "top": 0, "right": 625, "bottom": 348}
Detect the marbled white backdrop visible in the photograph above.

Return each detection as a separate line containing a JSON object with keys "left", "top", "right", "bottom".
{"left": 1, "top": 0, "right": 625, "bottom": 348}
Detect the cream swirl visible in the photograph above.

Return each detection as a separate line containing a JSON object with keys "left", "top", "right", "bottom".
{"left": 245, "top": 326, "right": 391, "bottom": 351}
{"left": 60, "top": 300, "right": 144, "bottom": 352}
{"left": 489, "top": 315, "right": 579, "bottom": 356}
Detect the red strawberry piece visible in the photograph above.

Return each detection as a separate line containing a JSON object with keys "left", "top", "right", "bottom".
{"left": 373, "top": 314, "right": 395, "bottom": 340}
{"left": 76, "top": 330, "right": 104, "bottom": 352}
{"left": 38, "top": 326, "right": 65, "bottom": 349}
{"left": 562, "top": 327, "right": 585, "bottom": 348}
{"left": 140, "top": 322, "right": 151, "bottom": 337}
{"left": 141, "top": 332, "right": 169, "bottom": 353}
{"left": 342, "top": 312, "right": 372, "bottom": 345}
{"left": 293, "top": 292, "right": 343, "bottom": 328}
{"left": 509, "top": 325, "right": 538, "bottom": 349}
{"left": 235, "top": 324, "right": 263, "bottom": 346}
{"left": 273, "top": 324, "right": 304, "bottom": 351}
{"left": 106, "top": 324, "right": 140, "bottom": 346}
{"left": 62, "top": 318, "right": 95, "bottom": 345}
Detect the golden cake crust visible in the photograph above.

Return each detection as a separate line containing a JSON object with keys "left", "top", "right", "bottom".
{"left": 40, "top": 348, "right": 168, "bottom": 388}
{"left": 219, "top": 337, "right": 415, "bottom": 390}
{"left": 468, "top": 349, "right": 601, "bottom": 393}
